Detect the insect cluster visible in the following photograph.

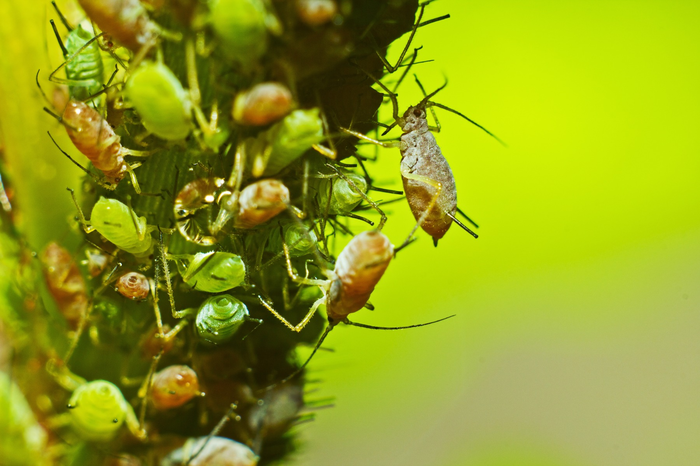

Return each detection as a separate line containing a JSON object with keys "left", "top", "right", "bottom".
{"left": 3, "top": 0, "right": 498, "bottom": 464}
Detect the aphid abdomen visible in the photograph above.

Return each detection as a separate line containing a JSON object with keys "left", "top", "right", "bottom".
{"left": 40, "top": 242, "right": 88, "bottom": 328}
{"left": 151, "top": 365, "right": 200, "bottom": 410}
{"left": 64, "top": 24, "right": 104, "bottom": 100}
{"left": 91, "top": 197, "right": 152, "bottom": 255}
{"left": 68, "top": 380, "right": 129, "bottom": 442}
{"left": 234, "top": 179, "right": 289, "bottom": 229}
{"left": 400, "top": 130, "right": 457, "bottom": 240}
{"left": 116, "top": 272, "right": 150, "bottom": 300}
{"left": 78, "top": 0, "right": 156, "bottom": 52}
{"left": 61, "top": 101, "right": 125, "bottom": 181}
{"left": 327, "top": 231, "right": 393, "bottom": 322}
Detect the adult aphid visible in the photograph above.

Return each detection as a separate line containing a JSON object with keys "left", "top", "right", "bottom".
{"left": 259, "top": 229, "right": 453, "bottom": 387}
{"left": 77, "top": 0, "right": 161, "bottom": 53}
{"left": 342, "top": 67, "right": 502, "bottom": 247}
{"left": 38, "top": 74, "right": 151, "bottom": 193}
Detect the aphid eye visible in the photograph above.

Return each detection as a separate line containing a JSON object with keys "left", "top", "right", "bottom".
{"left": 413, "top": 108, "right": 422, "bottom": 117}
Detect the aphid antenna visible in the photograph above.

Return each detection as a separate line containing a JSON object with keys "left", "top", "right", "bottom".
{"left": 391, "top": 46, "right": 423, "bottom": 94}
{"left": 393, "top": 236, "right": 418, "bottom": 255}
{"left": 186, "top": 403, "right": 240, "bottom": 465}
{"left": 335, "top": 160, "right": 357, "bottom": 168}
{"left": 456, "top": 207, "right": 479, "bottom": 229}
{"left": 50, "top": 1, "right": 73, "bottom": 32}
{"left": 413, "top": 74, "right": 507, "bottom": 146}
{"left": 417, "top": 13, "right": 451, "bottom": 29}
{"left": 62, "top": 300, "right": 94, "bottom": 368}
{"left": 47, "top": 132, "right": 104, "bottom": 185}
{"left": 369, "top": 186, "right": 403, "bottom": 195}
{"left": 157, "top": 228, "right": 177, "bottom": 318}
{"left": 344, "top": 314, "right": 455, "bottom": 330}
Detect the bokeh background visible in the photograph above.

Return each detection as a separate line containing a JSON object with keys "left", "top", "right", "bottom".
{"left": 297, "top": 1, "right": 700, "bottom": 465}
{"left": 1, "top": 1, "right": 699, "bottom": 465}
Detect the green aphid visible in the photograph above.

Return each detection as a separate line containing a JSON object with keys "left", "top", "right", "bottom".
{"left": 62, "top": 23, "right": 104, "bottom": 101}
{"left": 266, "top": 222, "right": 318, "bottom": 257}
{"left": 90, "top": 197, "right": 153, "bottom": 256}
{"left": 125, "top": 61, "right": 193, "bottom": 141}
{"left": 175, "top": 295, "right": 261, "bottom": 345}
{"left": 250, "top": 108, "right": 325, "bottom": 176}
{"left": 316, "top": 170, "right": 369, "bottom": 215}
{"left": 68, "top": 380, "right": 138, "bottom": 442}
{"left": 172, "top": 251, "right": 246, "bottom": 293}
{"left": 210, "top": 0, "right": 271, "bottom": 66}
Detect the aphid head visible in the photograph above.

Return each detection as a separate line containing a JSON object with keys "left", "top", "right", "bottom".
{"left": 400, "top": 105, "right": 428, "bottom": 133}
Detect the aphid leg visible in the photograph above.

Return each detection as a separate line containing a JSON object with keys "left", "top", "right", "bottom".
{"left": 67, "top": 188, "right": 95, "bottom": 234}
{"left": 136, "top": 351, "right": 162, "bottom": 431}
{"left": 186, "top": 39, "right": 226, "bottom": 150}
{"left": 188, "top": 404, "right": 241, "bottom": 464}
{"left": 398, "top": 171, "right": 442, "bottom": 250}
{"left": 257, "top": 239, "right": 329, "bottom": 333}
{"left": 326, "top": 163, "right": 387, "bottom": 230}
{"left": 157, "top": 228, "right": 177, "bottom": 318}
{"left": 60, "top": 301, "right": 93, "bottom": 369}
{"left": 375, "top": 0, "right": 434, "bottom": 73}
{"left": 391, "top": 46, "right": 423, "bottom": 94}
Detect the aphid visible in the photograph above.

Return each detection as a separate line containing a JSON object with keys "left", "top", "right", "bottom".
{"left": 83, "top": 247, "right": 110, "bottom": 277}
{"left": 266, "top": 222, "right": 318, "bottom": 258}
{"left": 209, "top": 0, "right": 276, "bottom": 67}
{"left": 316, "top": 169, "right": 368, "bottom": 215}
{"left": 124, "top": 60, "right": 193, "bottom": 141}
{"left": 40, "top": 242, "right": 89, "bottom": 329}
{"left": 39, "top": 76, "right": 150, "bottom": 193}
{"left": 174, "top": 294, "right": 262, "bottom": 345}
{"left": 174, "top": 177, "right": 227, "bottom": 245}
{"left": 259, "top": 230, "right": 453, "bottom": 386}
{"left": 150, "top": 365, "right": 201, "bottom": 410}
{"left": 295, "top": 0, "right": 338, "bottom": 27}
{"left": 213, "top": 179, "right": 291, "bottom": 234}
{"left": 116, "top": 272, "right": 150, "bottom": 300}
{"left": 67, "top": 380, "right": 144, "bottom": 442}
{"left": 249, "top": 108, "right": 326, "bottom": 177}
{"left": 170, "top": 251, "right": 246, "bottom": 293}
{"left": 72, "top": 194, "right": 154, "bottom": 256}
{"left": 161, "top": 436, "right": 258, "bottom": 466}
{"left": 48, "top": 3, "right": 104, "bottom": 101}
{"left": 232, "top": 82, "right": 293, "bottom": 126}
{"left": 77, "top": 0, "right": 159, "bottom": 53}
{"left": 342, "top": 69, "right": 499, "bottom": 247}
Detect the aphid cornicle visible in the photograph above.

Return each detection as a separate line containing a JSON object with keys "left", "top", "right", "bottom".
{"left": 116, "top": 272, "right": 150, "bottom": 300}
{"left": 171, "top": 251, "right": 246, "bottom": 293}
{"left": 162, "top": 436, "right": 258, "bottom": 466}
{"left": 124, "top": 60, "right": 193, "bottom": 141}
{"left": 73, "top": 195, "right": 154, "bottom": 256}
{"left": 77, "top": 0, "right": 159, "bottom": 53}
{"left": 150, "top": 365, "right": 201, "bottom": 410}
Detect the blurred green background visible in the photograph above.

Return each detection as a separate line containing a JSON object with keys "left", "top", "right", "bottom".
{"left": 298, "top": 1, "right": 700, "bottom": 465}
{"left": 1, "top": 1, "right": 699, "bottom": 465}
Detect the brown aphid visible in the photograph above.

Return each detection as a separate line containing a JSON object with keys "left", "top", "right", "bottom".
{"left": 84, "top": 248, "right": 110, "bottom": 277}
{"left": 116, "top": 272, "right": 150, "bottom": 300}
{"left": 295, "top": 0, "right": 338, "bottom": 27}
{"left": 232, "top": 82, "right": 293, "bottom": 126}
{"left": 77, "top": 0, "right": 158, "bottom": 53}
{"left": 216, "top": 179, "right": 290, "bottom": 231}
{"left": 40, "top": 242, "right": 89, "bottom": 328}
{"left": 174, "top": 177, "right": 227, "bottom": 245}
{"left": 151, "top": 365, "right": 201, "bottom": 410}
{"left": 43, "top": 97, "right": 149, "bottom": 192}
{"left": 162, "top": 436, "right": 258, "bottom": 466}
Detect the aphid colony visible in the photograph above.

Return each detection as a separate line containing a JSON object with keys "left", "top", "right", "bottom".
{"left": 28, "top": 0, "right": 498, "bottom": 464}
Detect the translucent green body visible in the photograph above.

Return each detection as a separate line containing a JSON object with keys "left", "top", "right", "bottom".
{"left": 91, "top": 197, "right": 152, "bottom": 255}
{"left": 195, "top": 294, "right": 249, "bottom": 345}
{"left": 64, "top": 23, "right": 103, "bottom": 101}
{"left": 175, "top": 251, "right": 246, "bottom": 293}
{"left": 261, "top": 108, "right": 325, "bottom": 176}
{"left": 124, "top": 61, "right": 192, "bottom": 140}
{"left": 210, "top": 0, "right": 268, "bottom": 66}
{"left": 68, "top": 381, "right": 128, "bottom": 442}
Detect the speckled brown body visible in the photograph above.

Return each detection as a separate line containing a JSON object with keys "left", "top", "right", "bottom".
{"left": 61, "top": 100, "right": 127, "bottom": 184}
{"left": 399, "top": 106, "right": 457, "bottom": 240}
{"left": 327, "top": 231, "right": 393, "bottom": 323}
{"left": 77, "top": 0, "right": 157, "bottom": 53}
